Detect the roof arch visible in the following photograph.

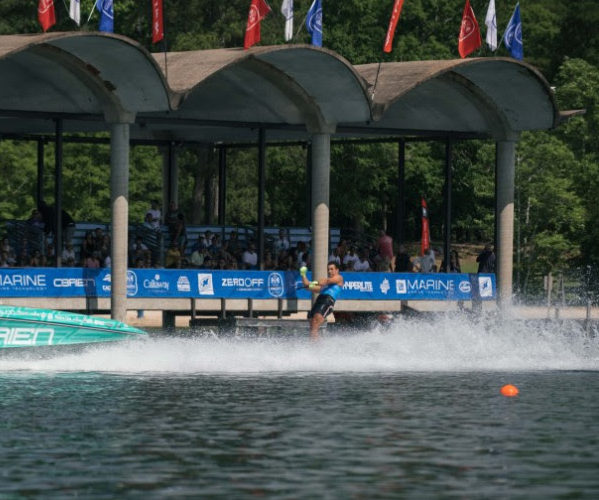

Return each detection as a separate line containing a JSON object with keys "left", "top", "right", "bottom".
{"left": 157, "top": 45, "right": 372, "bottom": 130}
{"left": 355, "top": 58, "right": 558, "bottom": 138}
{"left": 0, "top": 32, "right": 171, "bottom": 118}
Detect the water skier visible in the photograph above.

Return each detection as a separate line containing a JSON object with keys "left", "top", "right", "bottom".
{"left": 300, "top": 261, "right": 344, "bottom": 340}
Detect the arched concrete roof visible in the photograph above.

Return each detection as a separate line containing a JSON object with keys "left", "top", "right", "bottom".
{"left": 355, "top": 58, "right": 558, "bottom": 138}
{"left": 0, "top": 33, "right": 561, "bottom": 142}
{"left": 0, "top": 32, "right": 171, "bottom": 118}
{"left": 149, "top": 44, "right": 372, "bottom": 133}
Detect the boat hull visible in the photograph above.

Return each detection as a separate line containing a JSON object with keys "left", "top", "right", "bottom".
{"left": 0, "top": 305, "right": 147, "bottom": 349}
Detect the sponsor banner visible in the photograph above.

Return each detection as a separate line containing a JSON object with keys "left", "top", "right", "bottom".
{"left": 0, "top": 269, "right": 495, "bottom": 300}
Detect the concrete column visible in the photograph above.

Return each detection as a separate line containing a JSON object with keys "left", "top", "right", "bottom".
{"left": 496, "top": 139, "right": 517, "bottom": 308}
{"left": 310, "top": 133, "right": 331, "bottom": 280}
{"left": 110, "top": 122, "right": 130, "bottom": 322}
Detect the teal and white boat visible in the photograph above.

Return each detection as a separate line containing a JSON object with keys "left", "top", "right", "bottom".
{"left": 0, "top": 305, "right": 147, "bottom": 350}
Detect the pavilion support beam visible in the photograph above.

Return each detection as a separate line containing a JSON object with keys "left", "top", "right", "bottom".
{"left": 258, "top": 128, "right": 266, "bottom": 269}
{"left": 168, "top": 141, "right": 178, "bottom": 208}
{"left": 310, "top": 133, "right": 331, "bottom": 280}
{"left": 396, "top": 139, "right": 406, "bottom": 247}
{"left": 110, "top": 122, "right": 131, "bottom": 323}
{"left": 496, "top": 138, "right": 517, "bottom": 309}
{"left": 443, "top": 138, "right": 452, "bottom": 273}
{"left": 37, "top": 138, "right": 44, "bottom": 206}
{"left": 218, "top": 147, "right": 227, "bottom": 226}
{"left": 54, "top": 119, "right": 63, "bottom": 267}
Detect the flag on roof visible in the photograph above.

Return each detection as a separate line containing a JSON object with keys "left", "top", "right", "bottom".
{"left": 281, "top": 0, "right": 293, "bottom": 42}
{"left": 306, "top": 0, "right": 323, "bottom": 47}
{"left": 96, "top": 0, "right": 114, "bottom": 33}
{"left": 485, "top": 0, "right": 497, "bottom": 51}
{"left": 38, "top": 0, "right": 56, "bottom": 32}
{"left": 383, "top": 0, "right": 406, "bottom": 53}
{"left": 458, "top": 0, "right": 481, "bottom": 58}
{"left": 244, "top": 0, "right": 272, "bottom": 50}
{"left": 503, "top": 3, "right": 523, "bottom": 60}
{"left": 152, "top": 0, "right": 164, "bottom": 43}
{"left": 69, "top": 0, "right": 80, "bottom": 26}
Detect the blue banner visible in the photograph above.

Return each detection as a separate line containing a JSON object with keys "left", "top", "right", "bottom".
{"left": 0, "top": 268, "right": 495, "bottom": 301}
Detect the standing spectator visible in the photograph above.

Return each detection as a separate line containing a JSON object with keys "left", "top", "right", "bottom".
{"left": 441, "top": 250, "right": 461, "bottom": 273}
{"left": 477, "top": 244, "right": 496, "bottom": 273}
{"left": 274, "top": 228, "right": 290, "bottom": 254}
{"left": 376, "top": 230, "right": 394, "bottom": 270}
{"left": 146, "top": 200, "right": 162, "bottom": 229}
{"left": 395, "top": 245, "right": 413, "bottom": 272}
{"left": 418, "top": 247, "right": 436, "bottom": 273}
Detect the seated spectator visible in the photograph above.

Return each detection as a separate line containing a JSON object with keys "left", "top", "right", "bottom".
{"left": 62, "top": 242, "right": 76, "bottom": 267}
{"left": 353, "top": 250, "right": 371, "bottom": 272}
{"left": 201, "top": 230, "right": 213, "bottom": 248}
{"left": 242, "top": 242, "right": 258, "bottom": 270}
{"left": 395, "top": 245, "right": 413, "bottom": 272}
{"left": 274, "top": 228, "right": 290, "bottom": 254}
{"left": 165, "top": 242, "right": 182, "bottom": 269}
{"left": 263, "top": 250, "right": 276, "bottom": 270}
{"left": 208, "top": 234, "right": 222, "bottom": 256}
{"left": 0, "top": 238, "right": 16, "bottom": 266}
{"left": 29, "top": 250, "right": 43, "bottom": 267}
{"left": 226, "top": 230, "right": 242, "bottom": 257}
{"left": 84, "top": 251, "right": 101, "bottom": 268}
{"left": 190, "top": 246, "right": 207, "bottom": 268}
{"left": 45, "top": 242, "right": 56, "bottom": 266}
{"left": 296, "top": 241, "right": 308, "bottom": 268}
{"left": 328, "top": 247, "right": 342, "bottom": 267}
{"left": 343, "top": 246, "right": 359, "bottom": 270}
{"left": 130, "top": 236, "right": 150, "bottom": 264}
{"left": 0, "top": 252, "right": 10, "bottom": 267}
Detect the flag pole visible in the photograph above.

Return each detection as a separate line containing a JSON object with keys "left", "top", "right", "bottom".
{"left": 87, "top": 0, "right": 99, "bottom": 24}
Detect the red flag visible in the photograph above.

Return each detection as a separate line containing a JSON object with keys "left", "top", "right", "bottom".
{"left": 383, "top": 0, "right": 406, "bottom": 53}
{"left": 152, "top": 0, "right": 164, "bottom": 44}
{"left": 458, "top": 0, "right": 481, "bottom": 58}
{"left": 421, "top": 197, "right": 430, "bottom": 256}
{"left": 38, "top": 0, "right": 56, "bottom": 33}
{"left": 244, "top": 0, "right": 272, "bottom": 50}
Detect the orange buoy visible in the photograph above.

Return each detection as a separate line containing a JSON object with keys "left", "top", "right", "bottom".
{"left": 500, "top": 384, "right": 519, "bottom": 397}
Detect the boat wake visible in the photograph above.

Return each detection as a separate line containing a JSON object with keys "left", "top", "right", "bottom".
{"left": 1, "top": 313, "right": 598, "bottom": 374}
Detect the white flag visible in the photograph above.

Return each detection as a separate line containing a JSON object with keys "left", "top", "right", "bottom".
{"left": 485, "top": 0, "right": 497, "bottom": 51}
{"left": 281, "top": 0, "right": 293, "bottom": 41}
{"left": 69, "top": 0, "right": 80, "bottom": 26}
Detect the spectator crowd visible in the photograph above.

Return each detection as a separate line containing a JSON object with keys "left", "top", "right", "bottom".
{"left": 1, "top": 200, "right": 496, "bottom": 274}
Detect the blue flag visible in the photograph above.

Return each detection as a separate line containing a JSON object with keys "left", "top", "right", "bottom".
{"left": 503, "top": 3, "right": 523, "bottom": 60}
{"left": 96, "top": 0, "right": 114, "bottom": 33}
{"left": 306, "top": 0, "right": 322, "bottom": 47}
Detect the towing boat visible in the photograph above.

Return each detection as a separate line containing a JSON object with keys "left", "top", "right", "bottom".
{"left": 0, "top": 305, "right": 147, "bottom": 350}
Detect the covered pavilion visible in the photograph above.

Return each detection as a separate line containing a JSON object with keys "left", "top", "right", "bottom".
{"left": 0, "top": 32, "right": 562, "bottom": 321}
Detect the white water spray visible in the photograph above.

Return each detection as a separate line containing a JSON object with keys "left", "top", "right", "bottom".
{"left": 1, "top": 314, "right": 598, "bottom": 374}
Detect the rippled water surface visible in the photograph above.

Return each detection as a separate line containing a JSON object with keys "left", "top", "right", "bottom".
{"left": 1, "top": 315, "right": 598, "bottom": 498}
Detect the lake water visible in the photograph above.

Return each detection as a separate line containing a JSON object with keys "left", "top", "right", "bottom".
{"left": 0, "top": 314, "right": 598, "bottom": 498}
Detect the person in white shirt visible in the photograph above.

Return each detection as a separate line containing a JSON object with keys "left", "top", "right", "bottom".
{"left": 274, "top": 228, "right": 290, "bottom": 253}
{"left": 242, "top": 243, "right": 258, "bottom": 269}
{"left": 353, "top": 251, "right": 371, "bottom": 272}
{"left": 146, "top": 200, "right": 161, "bottom": 229}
